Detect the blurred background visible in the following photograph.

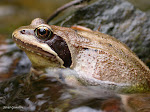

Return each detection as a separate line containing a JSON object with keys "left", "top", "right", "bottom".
{"left": 127, "top": 0, "right": 150, "bottom": 11}
{"left": 0, "top": 0, "right": 72, "bottom": 37}
{"left": 0, "top": 0, "right": 149, "bottom": 40}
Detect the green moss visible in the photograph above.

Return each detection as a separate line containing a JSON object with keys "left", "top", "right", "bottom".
{"left": 120, "top": 84, "right": 150, "bottom": 93}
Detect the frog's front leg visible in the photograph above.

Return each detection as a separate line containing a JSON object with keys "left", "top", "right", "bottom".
{"left": 58, "top": 72, "right": 82, "bottom": 86}
{"left": 44, "top": 68, "right": 83, "bottom": 86}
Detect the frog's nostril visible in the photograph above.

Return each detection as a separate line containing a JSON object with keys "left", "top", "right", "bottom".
{"left": 20, "top": 30, "right": 34, "bottom": 35}
{"left": 20, "top": 30, "right": 26, "bottom": 34}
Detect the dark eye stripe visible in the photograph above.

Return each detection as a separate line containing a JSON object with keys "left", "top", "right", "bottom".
{"left": 45, "top": 34, "right": 72, "bottom": 67}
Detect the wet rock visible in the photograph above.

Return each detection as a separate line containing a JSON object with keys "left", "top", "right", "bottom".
{"left": 13, "top": 52, "right": 31, "bottom": 75}
{"left": 121, "top": 94, "right": 150, "bottom": 112}
{"left": 0, "top": 42, "right": 31, "bottom": 80}
{"left": 0, "top": 56, "right": 13, "bottom": 74}
{"left": 59, "top": 0, "right": 150, "bottom": 67}
{"left": 0, "top": 43, "right": 20, "bottom": 76}
{"left": 69, "top": 106, "right": 101, "bottom": 112}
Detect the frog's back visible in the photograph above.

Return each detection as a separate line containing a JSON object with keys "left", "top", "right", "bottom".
{"left": 51, "top": 25, "right": 150, "bottom": 91}
{"left": 74, "top": 30, "right": 150, "bottom": 90}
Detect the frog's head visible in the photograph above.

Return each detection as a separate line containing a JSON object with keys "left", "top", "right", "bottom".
{"left": 12, "top": 18, "right": 72, "bottom": 69}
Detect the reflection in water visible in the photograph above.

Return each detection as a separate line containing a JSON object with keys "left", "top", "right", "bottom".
{"left": 0, "top": 72, "right": 120, "bottom": 112}
{"left": 0, "top": 70, "right": 149, "bottom": 112}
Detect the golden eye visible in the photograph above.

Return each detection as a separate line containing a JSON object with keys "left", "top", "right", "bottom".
{"left": 34, "top": 26, "right": 52, "bottom": 41}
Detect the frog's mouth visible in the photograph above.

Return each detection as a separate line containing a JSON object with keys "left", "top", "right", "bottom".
{"left": 13, "top": 35, "right": 56, "bottom": 59}
{"left": 12, "top": 31, "right": 72, "bottom": 68}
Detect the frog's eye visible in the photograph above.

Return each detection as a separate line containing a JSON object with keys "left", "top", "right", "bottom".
{"left": 34, "top": 26, "right": 52, "bottom": 41}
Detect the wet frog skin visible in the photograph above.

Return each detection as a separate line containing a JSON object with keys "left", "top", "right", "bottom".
{"left": 12, "top": 18, "right": 150, "bottom": 92}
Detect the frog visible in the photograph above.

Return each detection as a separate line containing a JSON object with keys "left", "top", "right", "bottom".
{"left": 12, "top": 18, "right": 150, "bottom": 92}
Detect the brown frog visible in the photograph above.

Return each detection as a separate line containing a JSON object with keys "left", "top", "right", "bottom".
{"left": 12, "top": 18, "right": 150, "bottom": 92}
